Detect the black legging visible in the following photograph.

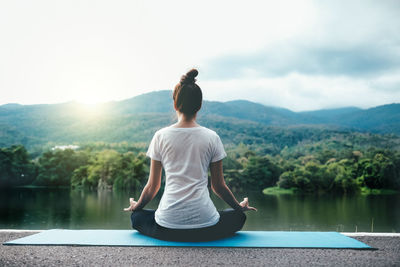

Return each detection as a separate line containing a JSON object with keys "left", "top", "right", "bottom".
{"left": 131, "top": 209, "right": 246, "bottom": 242}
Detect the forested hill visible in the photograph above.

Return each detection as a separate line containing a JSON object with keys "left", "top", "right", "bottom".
{"left": 81, "top": 90, "right": 400, "bottom": 132}
{"left": 0, "top": 90, "right": 399, "bottom": 151}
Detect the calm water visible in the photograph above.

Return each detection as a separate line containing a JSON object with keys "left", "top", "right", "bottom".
{"left": 1, "top": 188, "right": 399, "bottom": 232}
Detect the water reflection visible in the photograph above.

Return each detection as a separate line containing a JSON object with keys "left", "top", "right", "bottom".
{"left": 239, "top": 193, "right": 400, "bottom": 232}
{"left": 0, "top": 188, "right": 399, "bottom": 232}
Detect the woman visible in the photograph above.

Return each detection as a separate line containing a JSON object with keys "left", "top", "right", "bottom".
{"left": 124, "top": 69, "right": 256, "bottom": 242}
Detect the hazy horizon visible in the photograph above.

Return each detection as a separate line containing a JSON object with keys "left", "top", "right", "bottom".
{"left": 1, "top": 89, "right": 398, "bottom": 113}
{"left": 1, "top": 0, "right": 399, "bottom": 111}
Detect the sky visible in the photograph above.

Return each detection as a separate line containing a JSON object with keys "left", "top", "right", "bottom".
{"left": 0, "top": 0, "right": 399, "bottom": 111}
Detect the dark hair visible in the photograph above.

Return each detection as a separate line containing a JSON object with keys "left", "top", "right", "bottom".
{"left": 173, "top": 69, "right": 202, "bottom": 117}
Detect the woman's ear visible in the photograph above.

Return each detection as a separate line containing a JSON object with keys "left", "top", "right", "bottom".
{"left": 173, "top": 102, "right": 178, "bottom": 111}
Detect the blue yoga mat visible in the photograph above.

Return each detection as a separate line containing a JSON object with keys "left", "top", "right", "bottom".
{"left": 4, "top": 230, "right": 371, "bottom": 249}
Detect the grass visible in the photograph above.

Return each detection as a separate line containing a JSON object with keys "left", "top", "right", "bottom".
{"left": 15, "top": 185, "right": 70, "bottom": 189}
{"left": 262, "top": 186, "right": 297, "bottom": 195}
{"left": 360, "top": 187, "right": 399, "bottom": 195}
{"left": 262, "top": 186, "right": 399, "bottom": 195}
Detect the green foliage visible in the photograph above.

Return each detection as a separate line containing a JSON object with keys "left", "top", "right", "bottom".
{"left": 0, "top": 143, "right": 149, "bottom": 190}
{"left": 240, "top": 155, "right": 282, "bottom": 190}
{"left": 274, "top": 148, "right": 400, "bottom": 194}
{"left": 1, "top": 131, "right": 400, "bottom": 194}
{"left": 35, "top": 149, "right": 89, "bottom": 186}
{"left": 71, "top": 165, "right": 90, "bottom": 188}
{"left": 70, "top": 150, "right": 147, "bottom": 190}
{"left": 360, "top": 187, "right": 399, "bottom": 195}
{"left": 0, "top": 145, "right": 37, "bottom": 187}
{"left": 262, "top": 186, "right": 296, "bottom": 195}
{"left": 112, "top": 152, "right": 147, "bottom": 190}
{"left": 277, "top": 158, "right": 357, "bottom": 194}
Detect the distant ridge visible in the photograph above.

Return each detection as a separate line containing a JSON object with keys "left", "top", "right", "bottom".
{"left": 114, "top": 90, "right": 174, "bottom": 114}
{"left": 0, "top": 90, "right": 399, "bottom": 149}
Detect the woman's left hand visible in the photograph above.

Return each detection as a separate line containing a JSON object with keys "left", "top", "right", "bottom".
{"left": 239, "top": 197, "right": 257, "bottom": 212}
{"left": 123, "top": 198, "right": 137, "bottom": 212}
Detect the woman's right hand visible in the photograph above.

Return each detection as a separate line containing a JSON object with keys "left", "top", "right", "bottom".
{"left": 239, "top": 197, "right": 257, "bottom": 212}
{"left": 123, "top": 198, "right": 137, "bottom": 212}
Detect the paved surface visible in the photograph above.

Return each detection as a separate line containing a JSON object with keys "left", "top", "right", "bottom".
{"left": 1, "top": 231, "right": 399, "bottom": 266}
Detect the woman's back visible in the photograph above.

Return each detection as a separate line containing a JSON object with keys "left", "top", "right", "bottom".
{"left": 147, "top": 125, "right": 226, "bottom": 229}
{"left": 126, "top": 68, "right": 255, "bottom": 242}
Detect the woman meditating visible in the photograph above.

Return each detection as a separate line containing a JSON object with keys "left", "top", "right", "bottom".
{"left": 124, "top": 69, "right": 256, "bottom": 242}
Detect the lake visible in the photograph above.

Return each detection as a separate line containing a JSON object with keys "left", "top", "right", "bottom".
{"left": 1, "top": 188, "right": 399, "bottom": 232}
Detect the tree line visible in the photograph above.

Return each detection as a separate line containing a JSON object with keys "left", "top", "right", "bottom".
{"left": 0, "top": 145, "right": 148, "bottom": 190}
{"left": 1, "top": 142, "right": 399, "bottom": 194}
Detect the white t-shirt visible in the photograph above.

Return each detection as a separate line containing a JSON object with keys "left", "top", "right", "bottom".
{"left": 146, "top": 125, "right": 227, "bottom": 229}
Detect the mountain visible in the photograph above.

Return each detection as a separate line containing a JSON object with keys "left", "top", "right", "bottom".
{"left": 0, "top": 90, "right": 399, "bottom": 151}
{"left": 336, "top": 104, "right": 400, "bottom": 134}
{"left": 112, "top": 90, "right": 174, "bottom": 114}
{"left": 202, "top": 100, "right": 300, "bottom": 126}
{"left": 298, "top": 107, "right": 362, "bottom": 123}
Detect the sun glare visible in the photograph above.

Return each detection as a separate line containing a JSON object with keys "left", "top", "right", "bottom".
{"left": 76, "top": 97, "right": 102, "bottom": 106}
{"left": 74, "top": 97, "right": 105, "bottom": 116}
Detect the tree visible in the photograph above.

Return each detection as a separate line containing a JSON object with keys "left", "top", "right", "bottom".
{"left": 0, "top": 145, "right": 37, "bottom": 187}
{"left": 35, "top": 149, "right": 88, "bottom": 186}
{"left": 358, "top": 153, "right": 396, "bottom": 189}
{"left": 241, "top": 155, "right": 281, "bottom": 190}
{"left": 113, "top": 152, "right": 147, "bottom": 190}
{"left": 327, "top": 160, "right": 358, "bottom": 194}
{"left": 71, "top": 150, "right": 148, "bottom": 190}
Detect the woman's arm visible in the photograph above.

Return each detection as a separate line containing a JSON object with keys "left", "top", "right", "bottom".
{"left": 210, "top": 160, "right": 257, "bottom": 212}
{"left": 124, "top": 159, "right": 162, "bottom": 211}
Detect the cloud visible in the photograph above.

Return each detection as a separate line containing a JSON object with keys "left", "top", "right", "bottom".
{"left": 201, "top": 73, "right": 400, "bottom": 111}
{"left": 197, "top": 0, "right": 400, "bottom": 111}
{"left": 200, "top": 0, "right": 400, "bottom": 81}
{"left": 369, "top": 70, "right": 400, "bottom": 92}
{"left": 202, "top": 42, "right": 400, "bottom": 79}
{"left": 0, "top": 0, "right": 399, "bottom": 110}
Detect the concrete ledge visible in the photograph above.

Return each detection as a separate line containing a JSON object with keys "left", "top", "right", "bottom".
{"left": 0, "top": 230, "right": 43, "bottom": 233}
{"left": 342, "top": 232, "right": 400, "bottom": 237}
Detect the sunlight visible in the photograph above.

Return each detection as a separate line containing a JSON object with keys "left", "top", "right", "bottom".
{"left": 74, "top": 97, "right": 105, "bottom": 116}
{"left": 76, "top": 96, "right": 102, "bottom": 106}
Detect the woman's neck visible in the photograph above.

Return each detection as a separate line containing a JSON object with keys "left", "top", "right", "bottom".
{"left": 174, "top": 112, "right": 199, "bottom": 128}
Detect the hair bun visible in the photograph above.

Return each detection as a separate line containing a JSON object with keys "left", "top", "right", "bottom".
{"left": 180, "top": 69, "right": 198, "bottom": 84}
